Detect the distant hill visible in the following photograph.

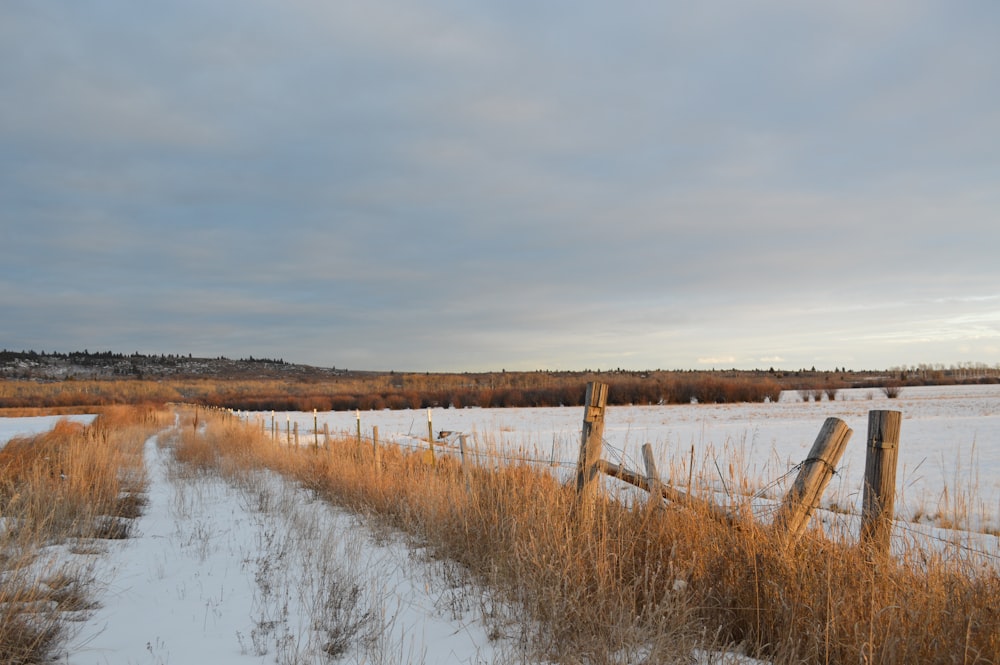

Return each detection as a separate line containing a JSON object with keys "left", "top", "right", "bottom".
{"left": 0, "top": 350, "right": 350, "bottom": 380}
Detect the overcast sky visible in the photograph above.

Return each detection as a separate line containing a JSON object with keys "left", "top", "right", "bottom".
{"left": 2, "top": 1, "right": 998, "bottom": 372}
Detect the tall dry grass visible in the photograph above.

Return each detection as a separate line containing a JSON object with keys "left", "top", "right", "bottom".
{"left": 177, "top": 409, "right": 1000, "bottom": 664}
{"left": 0, "top": 406, "right": 171, "bottom": 663}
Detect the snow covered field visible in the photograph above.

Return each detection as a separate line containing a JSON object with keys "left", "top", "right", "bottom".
{"left": 250, "top": 384, "right": 1000, "bottom": 538}
{"left": 0, "top": 413, "right": 97, "bottom": 448}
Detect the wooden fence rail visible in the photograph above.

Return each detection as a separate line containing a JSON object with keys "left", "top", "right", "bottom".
{"left": 574, "top": 381, "right": 901, "bottom": 552}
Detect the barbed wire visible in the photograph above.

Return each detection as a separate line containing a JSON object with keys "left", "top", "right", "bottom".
{"left": 257, "top": 424, "right": 1000, "bottom": 561}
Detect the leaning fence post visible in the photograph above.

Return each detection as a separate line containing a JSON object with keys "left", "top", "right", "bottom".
{"left": 576, "top": 381, "right": 609, "bottom": 502}
{"left": 860, "top": 410, "right": 902, "bottom": 557}
{"left": 641, "top": 443, "right": 663, "bottom": 507}
{"left": 774, "top": 417, "right": 853, "bottom": 544}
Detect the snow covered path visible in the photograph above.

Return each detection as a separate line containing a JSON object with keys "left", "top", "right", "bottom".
{"left": 63, "top": 431, "right": 509, "bottom": 665}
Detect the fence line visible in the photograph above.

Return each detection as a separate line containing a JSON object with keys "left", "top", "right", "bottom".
{"left": 227, "top": 396, "right": 1000, "bottom": 561}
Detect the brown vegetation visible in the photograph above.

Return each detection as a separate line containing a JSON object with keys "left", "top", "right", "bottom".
{"left": 173, "top": 408, "right": 1000, "bottom": 664}
{"left": 0, "top": 406, "right": 171, "bottom": 663}
{"left": 0, "top": 369, "right": 852, "bottom": 412}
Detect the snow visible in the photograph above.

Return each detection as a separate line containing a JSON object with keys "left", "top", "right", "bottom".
{"left": 62, "top": 434, "right": 510, "bottom": 665}
{"left": 250, "top": 384, "right": 1000, "bottom": 537}
{"left": 0, "top": 413, "right": 97, "bottom": 448}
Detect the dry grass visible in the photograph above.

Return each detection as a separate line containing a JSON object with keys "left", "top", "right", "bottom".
{"left": 175, "top": 409, "right": 1000, "bottom": 664}
{"left": 0, "top": 406, "right": 171, "bottom": 663}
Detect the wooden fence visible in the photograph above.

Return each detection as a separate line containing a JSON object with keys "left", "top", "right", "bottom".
{"left": 574, "top": 381, "right": 902, "bottom": 556}
{"left": 225, "top": 379, "right": 903, "bottom": 557}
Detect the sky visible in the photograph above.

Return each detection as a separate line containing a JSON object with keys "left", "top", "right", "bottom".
{"left": 2, "top": 1, "right": 999, "bottom": 372}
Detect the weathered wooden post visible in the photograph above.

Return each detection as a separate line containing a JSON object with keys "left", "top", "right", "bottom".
{"left": 641, "top": 443, "right": 664, "bottom": 509}
{"left": 286, "top": 415, "right": 291, "bottom": 445}
{"left": 427, "top": 408, "right": 436, "bottom": 466}
{"left": 576, "top": 381, "right": 609, "bottom": 501}
{"left": 773, "top": 417, "right": 853, "bottom": 543}
{"left": 372, "top": 425, "right": 381, "bottom": 475}
{"left": 293, "top": 421, "right": 299, "bottom": 447}
{"left": 356, "top": 409, "right": 362, "bottom": 447}
{"left": 271, "top": 411, "right": 275, "bottom": 441}
{"left": 323, "top": 422, "right": 330, "bottom": 447}
{"left": 459, "top": 434, "right": 472, "bottom": 495}
{"left": 313, "top": 408, "right": 318, "bottom": 449}
{"left": 860, "top": 410, "right": 902, "bottom": 557}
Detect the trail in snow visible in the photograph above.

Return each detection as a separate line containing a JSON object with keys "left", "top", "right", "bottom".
{"left": 63, "top": 430, "right": 511, "bottom": 665}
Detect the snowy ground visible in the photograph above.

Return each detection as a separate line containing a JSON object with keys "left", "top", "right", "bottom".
{"left": 0, "top": 413, "right": 97, "bottom": 448}
{"left": 56, "top": 432, "right": 519, "bottom": 665}
{"left": 248, "top": 384, "right": 1000, "bottom": 539}
{"left": 2, "top": 384, "right": 998, "bottom": 663}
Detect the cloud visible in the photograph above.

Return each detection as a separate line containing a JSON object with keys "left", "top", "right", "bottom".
{"left": 2, "top": 1, "right": 999, "bottom": 371}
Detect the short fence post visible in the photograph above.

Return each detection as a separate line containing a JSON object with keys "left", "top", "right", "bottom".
{"left": 427, "top": 408, "right": 436, "bottom": 466}
{"left": 576, "top": 381, "right": 609, "bottom": 502}
{"left": 774, "top": 417, "right": 853, "bottom": 544}
{"left": 860, "top": 410, "right": 902, "bottom": 557}
{"left": 459, "top": 434, "right": 472, "bottom": 495}
{"left": 356, "top": 409, "right": 362, "bottom": 447}
{"left": 323, "top": 423, "right": 330, "bottom": 447}
{"left": 293, "top": 421, "right": 299, "bottom": 447}
{"left": 372, "top": 425, "right": 381, "bottom": 475}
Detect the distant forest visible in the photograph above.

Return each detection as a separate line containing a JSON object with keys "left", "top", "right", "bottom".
{"left": 2, "top": 349, "right": 998, "bottom": 412}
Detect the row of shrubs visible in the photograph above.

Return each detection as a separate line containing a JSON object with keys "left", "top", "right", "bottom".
{"left": 205, "top": 376, "right": 785, "bottom": 412}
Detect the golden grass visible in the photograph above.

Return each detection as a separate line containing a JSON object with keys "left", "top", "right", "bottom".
{"left": 0, "top": 406, "right": 171, "bottom": 663}
{"left": 173, "top": 409, "right": 1000, "bottom": 664}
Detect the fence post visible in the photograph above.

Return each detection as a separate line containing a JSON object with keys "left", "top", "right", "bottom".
{"left": 323, "top": 422, "right": 330, "bottom": 447}
{"left": 774, "top": 417, "right": 852, "bottom": 544}
{"left": 427, "top": 408, "right": 436, "bottom": 466}
{"left": 293, "top": 421, "right": 299, "bottom": 447}
{"left": 286, "top": 416, "right": 291, "bottom": 445}
{"left": 459, "top": 434, "right": 472, "bottom": 495}
{"left": 356, "top": 409, "right": 362, "bottom": 447}
{"left": 372, "top": 425, "right": 380, "bottom": 475}
{"left": 641, "top": 443, "right": 663, "bottom": 506}
{"left": 860, "top": 410, "right": 902, "bottom": 557}
{"left": 271, "top": 411, "right": 275, "bottom": 441}
{"left": 313, "top": 409, "right": 318, "bottom": 449}
{"left": 576, "top": 381, "right": 609, "bottom": 501}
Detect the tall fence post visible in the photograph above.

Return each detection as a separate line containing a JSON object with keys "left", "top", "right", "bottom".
{"left": 313, "top": 409, "right": 318, "bottom": 449}
{"left": 286, "top": 416, "right": 291, "bottom": 445}
{"left": 774, "top": 417, "right": 853, "bottom": 544}
{"left": 860, "top": 410, "right": 902, "bottom": 557}
{"left": 576, "top": 381, "right": 609, "bottom": 502}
